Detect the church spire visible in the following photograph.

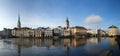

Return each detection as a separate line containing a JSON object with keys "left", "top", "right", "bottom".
{"left": 66, "top": 16, "right": 69, "bottom": 29}
{"left": 18, "top": 14, "right": 20, "bottom": 23}
{"left": 66, "top": 17, "right": 69, "bottom": 22}
{"left": 17, "top": 14, "right": 21, "bottom": 28}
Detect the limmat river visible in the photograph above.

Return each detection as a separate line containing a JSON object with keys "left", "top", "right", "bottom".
{"left": 0, "top": 37, "right": 120, "bottom": 56}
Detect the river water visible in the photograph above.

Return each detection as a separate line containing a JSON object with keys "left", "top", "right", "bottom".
{"left": 0, "top": 37, "right": 120, "bottom": 56}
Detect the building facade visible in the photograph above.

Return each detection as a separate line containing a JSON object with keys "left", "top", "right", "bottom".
{"left": 12, "top": 27, "right": 34, "bottom": 37}
{"left": 12, "top": 27, "right": 45, "bottom": 38}
{"left": 87, "top": 29, "right": 107, "bottom": 37}
{"left": 34, "top": 29, "right": 43, "bottom": 37}
{"left": 53, "top": 28, "right": 60, "bottom": 36}
{"left": 87, "top": 29, "right": 98, "bottom": 35}
{"left": 108, "top": 25, "right": 119, "bottom": 37}
{"left": 57, "top": 26, "right": 64, "bottom": 36}
{"left": 44, "top": 28, "right": 53, "bottom": 37}
{"left": 71, "top": 26, "right": 87, "bottom": 36}
{"left": 64, "top": 28, "right": 71, "bottom": 36}
{"left": 64, "top": 17, "right": 71, "bottom": 36}
{"left": 0, "top": 28, "right": 12, "bottom": 38}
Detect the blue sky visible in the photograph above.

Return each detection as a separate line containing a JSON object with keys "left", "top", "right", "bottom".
{"left": 0, "top": 0, "right": 120, "bottom": 30}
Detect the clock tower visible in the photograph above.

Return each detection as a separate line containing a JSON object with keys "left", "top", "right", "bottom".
{"left": 66, "top": 17, "right": 69, "bottom": 29}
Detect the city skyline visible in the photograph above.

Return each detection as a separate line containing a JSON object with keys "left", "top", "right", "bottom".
{"left": 0, "top": 0, "right": 120, "bottom": 30}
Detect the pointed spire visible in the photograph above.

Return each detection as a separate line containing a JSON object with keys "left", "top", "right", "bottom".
{"left": 66, "top": 16, "right": 69, "bottom": 22}
{"left": 66, "top": 16, "right": 68, "bottom": 19}
{"left": 65, "top": 16, "right": 69, "bottom": 29}
{"left": 18, "top": 13, "right": 20, "bottom": 23}
{"left": 17, "top": 13, "right": 21, "bottom": 28}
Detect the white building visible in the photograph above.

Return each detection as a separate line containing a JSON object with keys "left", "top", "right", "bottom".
{"left": 87, "top": 28, "right": 107, "bottom": 37}
{"left": 108, "top": 25, "right": 119, "bottom": 36}
{"left": 56, "top": 26, "right": 64, "bottom": 36}
{"left": 34, "top": 27, "right": 45, "bottom": 37}
{"left": 44, "top": 28, "right": 53, "bottom": 37}
{"left": 53, "top": 28, "right": 60, "bottom": 36}
{"left": 64, "top": 28, "right": 71, "bottom": 36}
{"left": 87, "top": 29, "right": 98, "bottom": 35}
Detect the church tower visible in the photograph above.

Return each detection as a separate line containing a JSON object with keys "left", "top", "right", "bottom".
{"left": 66, "top": 17, "right": 69, "bottom": 29}
{"left": 17, "top": 14, "right": 21, "bottom": 28}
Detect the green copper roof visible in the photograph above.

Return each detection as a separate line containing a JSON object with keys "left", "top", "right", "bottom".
{"left": 18, "top": 14, "right": 20, "bottom": 22}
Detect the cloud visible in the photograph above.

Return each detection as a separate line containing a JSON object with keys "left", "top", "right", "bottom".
{"left": 84, "top": 14, "right": 102, "bottom": 24}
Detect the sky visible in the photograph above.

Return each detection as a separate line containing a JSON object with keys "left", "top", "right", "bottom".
{"left": 0, "top": 0, "right": 120, "bottom": 30}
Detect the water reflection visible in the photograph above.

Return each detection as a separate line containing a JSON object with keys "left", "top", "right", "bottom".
{"left": 1, "top": 37, "right": 120, "bottom": 56}
{"left": 116, "top": 37, "right": 120, "bottom": 50}
{"left": 72, "top": 38, "right": 87, "bottom": 47}
{"left": 13, "top": 37, "right": 91, "bottom": 56}
{"left": 13, "top": 38, "right": 72, "bottom": 56}
{"left": 17, "top": 44, "right": 21, "bottom": 56}
{"left": 109, "top": 37, "right": 117, "bottom": 47}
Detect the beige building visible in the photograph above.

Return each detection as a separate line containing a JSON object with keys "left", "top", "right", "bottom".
{"left": 12, "top": 27, "right": 34, "bottom": 37}
{"left": 71, "top": 26, "right": 87, "bottom": 36}
{"left": 12, "top": 14, "right": 35, "bottom": 37}
{"left": 108, "top": 25, "right": 119, "bottom": 36}
{"left": 11, "top": 15, "right": 43, "bottom": 38}
{"left": 12, "top": 27, "right": 45, "bottom": 37}
{"left": 44, "top": 28, "right": 53, "bottom": 37}
{"left": 34, "top": 29, "right": 43, "bottom": 37}
{"left": 12, "top": 28, "right": 21, "bottom": 37}
{"left": 64, "top": 28, "right": 71, "bottom": 36}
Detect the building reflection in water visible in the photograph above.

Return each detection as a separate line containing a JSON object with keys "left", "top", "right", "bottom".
{"left": 72, "top": 38, "right": 87, "bottom": 47}
{"left": 9, "top": 37, "right": 120, "bottom": 56}
{"left": 100, "top": 37, "right": 119, "bottom": 56}
{"left": 17, "top": 44, "right": 21, "bottom": 56}
{"left": 65, "top": 44, "right": 70, "bottom": 56}
{"left": 86, "top": 37, "right": 102, "bottom": 44}
{"left": 2, "top": 36, "right": 120, "bottom": 56}
{"left": 100, "top": 37, "right": 120, "bottom": 56}
{"left": 115, "top": 37, "right": 120, "bottom": 50}
{"left": 12, "top": 37, "right": 91, "bottom": 56}
{"left": 109, "top": 37, "right": 117, "bottom": 47}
